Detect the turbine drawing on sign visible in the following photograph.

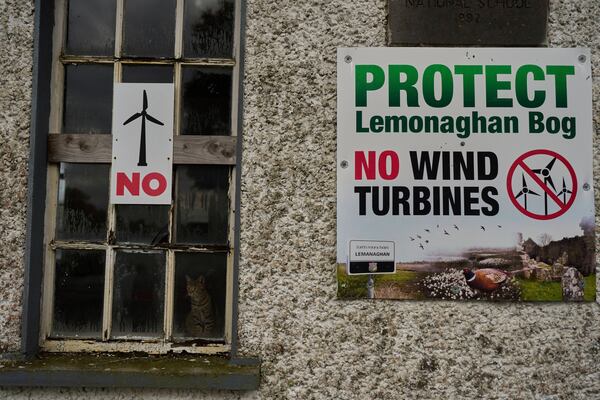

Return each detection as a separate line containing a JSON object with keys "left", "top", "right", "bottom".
{"left": 556, "top": 177, "right": 573, "bottom": 204}
{"left": 123, "top": 90, "right": 164, "bottom": 166}
{"left": 515, "top": 173, "right": 539, "bottom": 211}
{"left": 532, "top": 157, "right": 556, "bottom": 215}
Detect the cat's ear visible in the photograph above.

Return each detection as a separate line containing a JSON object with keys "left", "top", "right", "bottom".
{"left": 185, "top": 275, "right": 192, "bottom": 284}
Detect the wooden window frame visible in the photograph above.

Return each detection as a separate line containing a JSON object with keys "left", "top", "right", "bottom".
{"left": 36, "top": 0, "right": 243, "bottom": 355}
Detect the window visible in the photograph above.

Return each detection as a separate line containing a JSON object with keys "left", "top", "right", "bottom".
{"left": 39, "top": 0, "right": 241, "bottom": 354}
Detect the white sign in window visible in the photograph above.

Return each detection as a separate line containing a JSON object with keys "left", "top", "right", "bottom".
{"left": 111, "top": 83, "right": 174, "bottom": 204}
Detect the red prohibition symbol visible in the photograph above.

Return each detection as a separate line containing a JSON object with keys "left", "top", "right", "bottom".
{"left": 506, "top": 149, "right": 577, "bottom": 220}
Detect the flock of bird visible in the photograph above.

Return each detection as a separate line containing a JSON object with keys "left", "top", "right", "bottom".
{"left": 409, "top": 224, "right": 503, "bottom": 250}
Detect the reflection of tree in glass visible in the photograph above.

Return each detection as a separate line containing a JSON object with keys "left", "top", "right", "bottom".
{"left": 122, "top": 0, "right": 176, "bottom": 57}
{"left": 63, "top": 64, "right": 113, "bottom": 134}
{"left": 116, "top": 205, "right": 169, "bottom": 244}
{"left": 113, "top": 254, "right": 164, "bottom": 336}
{"left": 182, "top": 68, "right": 231, "bottom": 134}
{"left": 178, "top": 189, "right": 223, "bottom": 240}
{"left": 185, "top": 0, "right": 234, "bottom": 58}
{"left": 114, "top": 266, "right": 134, "bottom": 333}
{"left": 176, "top": 166, "right": 229, "bottom": 244}
{"left": 131, "top": 264, "right": 161, "bottom": 333}
{"left": 60, "top": 187, "right": 106, "bottom": 239}
{"left": 66, "top": 0, "right": 116, "bottom": 56}
{"left": 53, "top": 250, "right": 104, "bottom": 337}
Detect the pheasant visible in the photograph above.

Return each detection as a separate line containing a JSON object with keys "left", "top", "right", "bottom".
{"left": 463, "top": 268, "right": 511, "bottom": 292}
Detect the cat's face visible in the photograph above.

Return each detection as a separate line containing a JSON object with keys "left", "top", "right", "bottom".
{"left": 186, "top": 275, "right": 206, "bottom": 297}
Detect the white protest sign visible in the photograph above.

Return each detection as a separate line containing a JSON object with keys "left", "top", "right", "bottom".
{"left": 110, "top": 83, "right": 174, "bottom": 205}
{"left": 337, "top": 48, "right": 595, "bottom": 301}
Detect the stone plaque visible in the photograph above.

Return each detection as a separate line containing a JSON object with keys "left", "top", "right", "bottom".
{"left": 389, "top": 0, "right": 548, "bottom": 46}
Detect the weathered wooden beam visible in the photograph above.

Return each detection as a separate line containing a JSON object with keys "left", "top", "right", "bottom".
{"left": 48, "top": 134, "right": 112, "bottom": 163}
{"left": 48, "top": 134, "right": 237, "bottom": 165}
{"left": 173, "top": 134, "right": 236, "bottom": 165}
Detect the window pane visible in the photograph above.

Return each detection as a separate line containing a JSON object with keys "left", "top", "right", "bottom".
{"left": 65, "top": 0, "right": 116, "bottom": 56}
{"left": 63, "top": 64, "right": 113, "bottom": 134}
{"left": 181, "top": 67, "right": 232, "bottom": 135}
{"left": 52, "top": 249, "right": 105, "bottom": 338}
{"left": 122, "top": 65, "right": 174, "bottom": 83}
{"left": 175, "top": 166, "right": 229, "bottom": 244}
{"left": 173, "top": 252, "right": 226, "bottom": 339}
{"left": 122, "top": 0, "right": 176, "bottom": 58}
{"left": 112, "top": 251, "right": 165, "bottom": 337}
{"left": 56, "top": 163, "right": 110, "bottom": 241}
{"left": 115, "top": 205, "right": 170, "bottom": 245}
{"left": 183, "top": 0, "right": 234, "bottom": 58}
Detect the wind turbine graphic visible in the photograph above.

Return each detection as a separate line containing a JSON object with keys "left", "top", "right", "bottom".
{"left": 123, "top": 90, "right": 164, "bottom": 167}
{"left": 515, "top": 173, "right": 539, "bottom": 210}
{"left": 556, "top": 177, "right": 573, "bottom": 204}
{"left": 531, "top": 157, "right": 556, "bottom": 215}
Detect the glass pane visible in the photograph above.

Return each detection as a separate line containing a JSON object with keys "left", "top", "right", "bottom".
{"left": 181, "top": 67, "right": 232, "bottom": 135}
{"left": 122, "top": 0, "right": 176, "bottom": 58}
{"left": 173, "top": 252, "right": 226, "bottom": 339}
{"left": 183, "top": 0, "right": 234, "bottom": 58}
{"left": 56, "top": 163, "right": 110, "bottom": 241}
{"left": 115, "top": 205, "right": 170, "bottom": 244}
{"left": 52, "top": 249, "right": 105, "bottom": 338}
{"left": 63, "top": 64, "right": 114, "bottom": 134}
{"left": 175, "top": 166, "right": 229, "bottom": 244}
{"left": 112, "top": 251, "right": 165, "bottom": 337}
{"left": 122, "top": 65, "right": 174, "bottom": 83}
{"left": 65, "top": 0, "right": 116, "bottom": 56}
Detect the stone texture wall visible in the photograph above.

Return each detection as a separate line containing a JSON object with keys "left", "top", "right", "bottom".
{"left": 1, "top": 0, "right": 599, "bottom": 399}
{"left": 0, "top": 0, "right": 33, "bottom": 354}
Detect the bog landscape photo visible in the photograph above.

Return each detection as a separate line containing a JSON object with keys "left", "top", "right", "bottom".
{"left": 337, "top": 217, "right": 596, "bottom": 301}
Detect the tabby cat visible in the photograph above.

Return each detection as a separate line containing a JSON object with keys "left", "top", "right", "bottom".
{"left": 185, "top": 274, "right": 215, "bottom": 337}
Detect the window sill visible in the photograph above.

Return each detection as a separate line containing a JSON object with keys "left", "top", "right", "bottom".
{"left": 0, "top": 353, "right": 260, "bottom": 390}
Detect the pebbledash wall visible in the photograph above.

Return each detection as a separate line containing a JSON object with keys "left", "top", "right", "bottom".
{"left": 1, "top": 0, "right": 600, "bottom": 398}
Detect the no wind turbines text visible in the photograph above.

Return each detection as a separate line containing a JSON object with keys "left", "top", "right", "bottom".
{"left": 354, "top": 150, "right": 499, "bottom": 216}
